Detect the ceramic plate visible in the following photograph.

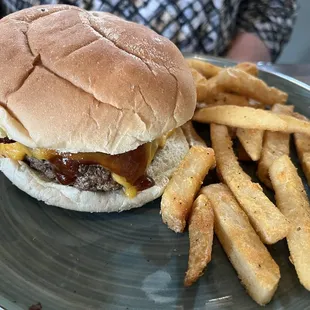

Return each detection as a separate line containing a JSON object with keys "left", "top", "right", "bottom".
{"left": 1, "top": 56, "right": 310, "bottom": 310}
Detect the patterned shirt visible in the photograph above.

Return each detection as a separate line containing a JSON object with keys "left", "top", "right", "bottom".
{"left": 0, "top": 0, "right": 297, "bottom": 61}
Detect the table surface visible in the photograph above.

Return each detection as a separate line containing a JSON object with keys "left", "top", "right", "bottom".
{"left": 258, "top": 63, "right": 310, "bottom": 85}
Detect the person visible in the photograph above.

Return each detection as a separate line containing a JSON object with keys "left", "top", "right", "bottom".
{"left": 0, "top": 0, "right": 297, "bottom": 62}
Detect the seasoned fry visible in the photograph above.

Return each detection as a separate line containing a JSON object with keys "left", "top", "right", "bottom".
{"left": 194, "top": 105, "right": 287, "bottom": 130}
{"left": 235, "top": 62, "right": 258, "bottom": 76}
{"left": 210, "top": 124, "right": 290, "bottom": 244}
{"left": 299, "top": 151, "right": 310, "bottom": 186}
{"left": 191, "top": 68, "right": 206, "bottom": 83}
{"left": 187, "top": 59, "right": 258, "bottom": 78}
{"left": 161, "top": 146, "right": 216, "bottom": 233}
{"left": 202, "top": 94, "right": 264, "bottom": 109}
{"left": 187, "top": 59, "right": 221, "bottom": 78}
{"left": 184, "top": 194, "right": 214, "bottom": 287}
{"left": 249, "top": 98, "right": 265, "bottom": 109}
{"left": 278, "top": 113, "right": 310, "bottom": 135}
{"left": 191, "top": 68, "right": 210, "bottom": 102}
{"left": 181, "top": 121, "right": 207, "bottom": 148}
{"left": 201, "top": 184, "right": 280, "bottom": 306}
{"left": 269, "top": 155, "right": 310, "bottom": 291}
{"left": 194, "top": 105, "right": 310, "bottom": 135}
{"left": 294, "top": 112, "right": 310, "bottom": 185}
{"left": 207, "top": 68, "right": 287, "bottom": 105}
{"left": 257, "top": 104, "right": 294, "bottom": 188}
{"left": 236, "top": 128, "right": 264, "bottom": 161}
{"left": 203, "top": 92, "right": 249, "bottom": 107}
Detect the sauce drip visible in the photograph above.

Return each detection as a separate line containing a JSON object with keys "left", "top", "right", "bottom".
{"left": 49, "top": 156, "right": 80, "bottom": 185}
{"left": 134, "top": 175, "right": 155, "bottom": 191}
{"left": 48, "top": 144, "right": 154, "bottom": 191}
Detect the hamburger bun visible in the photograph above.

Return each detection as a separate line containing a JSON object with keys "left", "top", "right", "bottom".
{"left": 0, "top": 5, "right": 196, "bottom": 154}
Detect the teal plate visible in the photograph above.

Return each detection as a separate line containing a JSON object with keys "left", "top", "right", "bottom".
{"left": 1, "top": 56, "right": 310, "bottom": 310}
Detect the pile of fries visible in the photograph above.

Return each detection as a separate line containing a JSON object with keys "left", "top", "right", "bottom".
{"left": 160, "top": 59, "right": 310, "bottom": 306}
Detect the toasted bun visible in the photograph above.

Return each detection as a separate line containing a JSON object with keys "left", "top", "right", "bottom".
{"left": 0, "top": 128, "right": 189, "bottom": 212}
{"left": 0, "top": 5, "right": 196, "bottom": 155}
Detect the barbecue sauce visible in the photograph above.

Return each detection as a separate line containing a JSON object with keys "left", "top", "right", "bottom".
{"left": 48, "top": 144, "right": 154, "bottom": 190}
{"left": 0, "top": 139, "right": 156, "bottom": 192}
{"left": 49, "top": 156, "right": 80, "bottom": 185}
{"left": 134, "top": 175, "right": 155, "bottom": 191}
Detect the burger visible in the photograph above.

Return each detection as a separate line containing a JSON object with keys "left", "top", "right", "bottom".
{"left": 0, "top": 5, "right": 196, "bottom": 212}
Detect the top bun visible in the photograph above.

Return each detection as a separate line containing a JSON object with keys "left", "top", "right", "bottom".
{"left": 0, "top": 5, "right": 196, "bottom": 154}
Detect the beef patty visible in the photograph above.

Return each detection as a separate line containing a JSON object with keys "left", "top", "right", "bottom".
{"left": 24, "top": 156, "right": 122, "bottom": 192}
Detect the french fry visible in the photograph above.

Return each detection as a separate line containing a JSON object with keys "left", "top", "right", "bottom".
{"left": 160, "top": 146, "right": 216, "bottom": 233}
{"left": 187, "top": 59, "right": 221, "bottom": 78}
{"left": 300, "top": 153, "right": 310, "bottom": 186}
{"left": 193, "top": 105, "right": 310, "bottom": 136}
{"left": 187, "top": 59, "right": 258, "bottom": 78}
{"left": 235, "top": 62, "right": 258, "bottom": 76}
{"left": 194, "top": 105, "right": 285, "bottom": 130}
{"left": 210, "top": 124, "right": 290, "bottom": 244}
{"left": 191, "top": 68, "right": 210, "bottom": 102}
{"left": 184, "top": 194, "right": 214, "bottom": 287}
{"left": 203, "top": 92, "right": 249, "bottom": 107}
{"left": 257, "top": 104, "right": 294, "bottom": 188}
{"left": 249, "top": 98, "right": 265, "bottom": 109}
{"left": 191, "top": 68, "right": 207, "bottom": 83}
{"left": 181, "top": 121, "right": 207, "bottom": 148}
{"left": 269, "top": 155, "right": 310, "bottom": 291}
{"left": 201, "top": 184, "right": 280, "bottom": 306}
{"left": 206, "top": 68, "right": 287, "bottom": 105}
{"left": 294, "top": 113, "right": 310, "bottom": 185}
{"left": 236, "top": 128, "right": 264, "bottom": 161}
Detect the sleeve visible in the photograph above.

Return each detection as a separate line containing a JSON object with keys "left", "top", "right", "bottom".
{"left": 0, "top": 0, "right": 34, "bottom": 17}
{"left": 236, "top": 0, "right": 297, "bottom": 61}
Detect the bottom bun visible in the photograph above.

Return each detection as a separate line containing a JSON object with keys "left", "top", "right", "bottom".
{"left": 0, "top": 128, "right": 189, "bottom": 212}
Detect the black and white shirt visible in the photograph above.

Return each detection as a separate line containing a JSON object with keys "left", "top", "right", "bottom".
{"left": 0, "top": 0, "right": 297, "bottom": 61}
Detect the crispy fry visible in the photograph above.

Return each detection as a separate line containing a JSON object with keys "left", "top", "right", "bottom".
{"left": 269, "top": 155, "right": 310, "bottom": 291}
{"left": 161, "top": 146, "right": 216, "bottom": 233}
{"left": 235, "top": 62, "right": 258, "bottom": 76}
{"left": 191, "top": 68, "right": 207, "bottom": 83}
{"left": 236, "top": 128, "right": 264, "bottom": 161}
{"left": 210, "top": 124, "right": 290, "bottom": 244}
{"left": 293, "top": 113, "right": 310, "bottom": 185}
{"left": 191, "top": 68, "right": 210, "bottom": 102}
{"left": 278, "top": 113, "right": 310, "bottom": 135}
{"left": 193, "top": 105, "right": 310, "bottom": 135}
{"left": 203, "top": 92, "right": 249, "bottom": 107}
{"left": 206, "top": 68, "right": 287, "bottom": 105}
{"left": 249, "top": 98, "right": 265, "bottom": 109}
{"left": 257, "top": 104, "right": 294, "bottom": 188}
{"left": 181, "top": 121, "right": 207, "bottom": 148}
{"left": 194, "top": 105, "right": 286, "bottom": 130}
{"left": 187, "top": 59, "right": 258, "bottom": 78}
{"left": 201, "top": 184, "right": 280, "bottom": 306}
{"left": 187, "top": 59, "right": 221, "bottom": 78}
{"left": 184, "top": 194, "right": 214, "bottom": 287}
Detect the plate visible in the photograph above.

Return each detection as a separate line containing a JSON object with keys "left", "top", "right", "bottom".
{"left": 1, "top": 56, "right": 310, "bottom": 310}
